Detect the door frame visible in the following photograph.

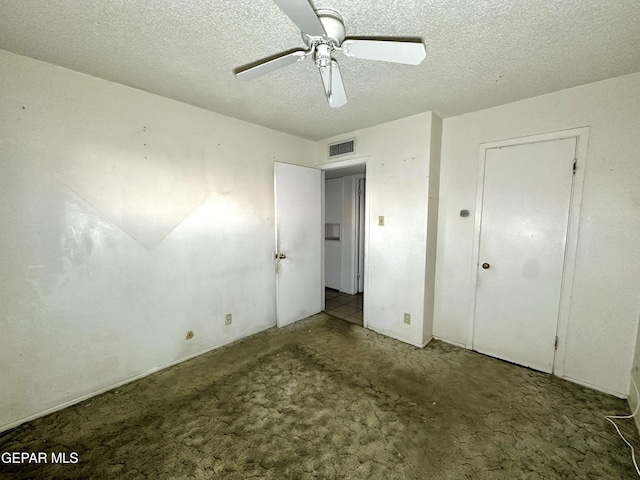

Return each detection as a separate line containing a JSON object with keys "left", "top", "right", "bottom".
{"left": 354, "top": 175, "right": 366, "bottom": 294}
{"left": 466, "top": 127, "right": 589, "bottom": 377}
{"left": 318, "top": 156, "right": 370, "bottom": 327}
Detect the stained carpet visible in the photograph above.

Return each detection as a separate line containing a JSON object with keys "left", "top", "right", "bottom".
{"left": 1, "top": 313, "right": 638, "bottom": 479}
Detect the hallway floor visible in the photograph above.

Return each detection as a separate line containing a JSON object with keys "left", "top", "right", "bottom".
{"left": 324, "top": 287, "right": 363, "bottom": 326}
{"left": 1, "top": 313, "right": 638, "bottom": 479}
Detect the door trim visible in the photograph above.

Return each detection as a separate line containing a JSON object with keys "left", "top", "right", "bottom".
{"left": 354, "top": 175, "right": 366, "bottom": 294}
{"left": 319, "top": 155, "right": 370, "bottom": 171}
{"left": 466, "top": 127, "right": 589, "bottom": 377}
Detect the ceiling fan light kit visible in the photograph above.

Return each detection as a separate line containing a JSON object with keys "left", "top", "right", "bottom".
{"left": 234, "top": 0, "right": 426, "bottom": 108}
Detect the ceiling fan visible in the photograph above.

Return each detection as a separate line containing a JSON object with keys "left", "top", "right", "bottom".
{"left": 234, "top": 0, "right": 427, "bottom": 108}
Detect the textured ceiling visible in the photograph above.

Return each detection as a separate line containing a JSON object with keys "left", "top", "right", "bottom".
{"left": 1, "top": 0, "right": 640, "bottom": 140}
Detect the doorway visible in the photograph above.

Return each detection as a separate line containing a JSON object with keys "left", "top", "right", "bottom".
{"left": 321, "top": 162, "right": 366, "bottom": 326}
{"left": 468, "top": 128, "right": 588, "bottom": 374}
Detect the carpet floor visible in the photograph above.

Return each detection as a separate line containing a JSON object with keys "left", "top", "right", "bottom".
{"left": 1, "top": 313, "right": 639, "bottom": 479}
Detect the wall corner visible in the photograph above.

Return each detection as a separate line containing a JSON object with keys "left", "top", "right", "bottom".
{"left": 422, "top": 112, "right": 443, "bottom": 346}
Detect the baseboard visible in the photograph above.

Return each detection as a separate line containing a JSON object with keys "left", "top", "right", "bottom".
{"left": 366, "top": 326, "right": 424, "bottom": 348}
{"left": 562, "top": 375, "right": 626, "bottom": 399}
{"left": 422, "top": 336, "right": 433, "bottom": 348}
{"left": 433, "top": 336, "right": 467, "bottom": 349}
{"left": 431, "top": 336, "right": 628, "bottom": 400}
{"left": 629, "top": 369, "right": 640, "bottom": 435}
{"left": 633, "top": 409, "right": 640, "bottom": 438}
{"left": 0, "top": 322, "right": 275, "bottom": 434}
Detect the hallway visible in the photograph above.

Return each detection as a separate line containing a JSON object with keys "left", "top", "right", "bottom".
{"left": 324, "top": 288, "right": 363, "bottom": 326}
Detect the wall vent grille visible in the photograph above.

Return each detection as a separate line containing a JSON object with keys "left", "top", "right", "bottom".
{"left": 329, "top": 139, "right": 355, "bottom": 157}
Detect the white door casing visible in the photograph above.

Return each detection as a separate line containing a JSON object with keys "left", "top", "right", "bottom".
{"left": 274, "top": 162, "right": 322, "bottom": 327}
{"left": 356, "top": 177, "right": 366, "bottom": 293}
{"left": 469, "top": 128, "right": 589, "bottom": 374}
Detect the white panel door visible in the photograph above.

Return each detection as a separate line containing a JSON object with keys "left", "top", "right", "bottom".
{"left": 274, "top": 162, "right": 322, "bottom": 327}
{"left": 473, "top": 138, "right": 576, "bottom": 373}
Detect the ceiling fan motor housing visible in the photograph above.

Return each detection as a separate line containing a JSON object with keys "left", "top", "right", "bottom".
{"left": 302, "top": 9, "right": 346, "bottom": 48}
{"left": 315, "top": 44, "right": 331, "bottom": 68}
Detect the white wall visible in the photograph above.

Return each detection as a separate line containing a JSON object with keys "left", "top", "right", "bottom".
{"left": 316, "top": 112, "right": 441, "bottom": 347}
{"left": 630, "top": 313, "right": 640, "bottom": 429}
{"left": 324, "top": 178, "right": 343, "bottom": 289}
{"left": 339, "top": 175, "right": 361, "bottom": 296}
{"left": 324, "top": 174, "right": 361, "bottom": 295}
{"left": 0, "top": 50, "right": 314, "bottom": 431}
{"left": 434, "top": 72, "right": 640, "bottom": 396}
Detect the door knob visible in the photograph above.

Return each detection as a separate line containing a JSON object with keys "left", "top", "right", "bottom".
{"left": 275, "top": 253, "right": 286, "bottom": 259}
{"left": 482, "top": 262, "right": 490, "bottom": 269}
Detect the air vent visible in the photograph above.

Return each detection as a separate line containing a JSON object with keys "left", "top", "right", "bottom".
{"left": 329, "top": 139, "right": 355, "bottom": 158}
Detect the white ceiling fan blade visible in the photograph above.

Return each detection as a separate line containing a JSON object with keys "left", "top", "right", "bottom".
{"left": 235, "top": 50, "right": 307, "bottom": 81}
{"left": 342, "top": 39, "right": 426, "bottom": 65}
{"left": 320, "top": 60, "right": 347, "bottom": 108}
{"left": 273, "top": 0, "right": 326, "bottom": 37}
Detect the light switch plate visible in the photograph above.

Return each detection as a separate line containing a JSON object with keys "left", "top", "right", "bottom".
{"left": 378, "top": 215, "right": 384, "bottom": 226}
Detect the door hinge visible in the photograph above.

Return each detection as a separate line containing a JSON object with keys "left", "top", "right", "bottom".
{"left": 554, "top": 336, "right": 559, "bottom": 349}
{"left": 572, "top": 159, "right": 577, "bottom": 173}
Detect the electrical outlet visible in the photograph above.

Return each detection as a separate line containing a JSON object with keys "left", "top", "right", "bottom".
{"left": 378, "top": 215, "right": 385, "bottom": 226}
{"left": 185, "top": 330, "right": 194, "bottom": 340}
{"left": 225, "top": 313, "right": 232, "bottom": 325}
{"left": 404, "top": 313, "right": 411, "bottom": 325}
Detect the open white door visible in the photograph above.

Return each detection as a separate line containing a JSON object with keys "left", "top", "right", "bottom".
{"left": 274, "top": 162, "right": 322, "bottom": 327}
